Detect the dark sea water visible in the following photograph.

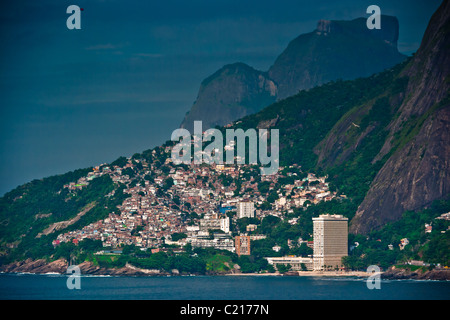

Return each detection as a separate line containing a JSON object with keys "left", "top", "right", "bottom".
{"left": 0, "top": 273, "right": 449, "bottom": 300}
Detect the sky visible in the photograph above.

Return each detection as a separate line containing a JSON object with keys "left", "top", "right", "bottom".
{"left": 0, "top": 0, "right": 442, "bottom": 195}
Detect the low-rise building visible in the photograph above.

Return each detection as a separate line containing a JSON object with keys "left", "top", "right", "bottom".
{"left": 265, "top": 256, "right": 313, "bottom": 271}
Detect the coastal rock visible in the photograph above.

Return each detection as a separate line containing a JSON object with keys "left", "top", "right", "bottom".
{"left": 381, "top": 267, "right": 450, "bottom": 281}
{"left": 77, "top": 261, "right": 149, "bottom": 276}
{"left": 0, "top": 258, "right": 68, "bottom": 274}
{"left": 0, "top": 259, "right": 160, "bottom": 276}
{"left": 34, "top": 259, "right": 68, "bottom": 274}
{"left": 77, "top": 261, "right": 106, "bottom": 275}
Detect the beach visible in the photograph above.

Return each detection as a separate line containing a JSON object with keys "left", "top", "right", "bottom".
{"left": 225, "top": 271, "right": 373, "bottom": 277}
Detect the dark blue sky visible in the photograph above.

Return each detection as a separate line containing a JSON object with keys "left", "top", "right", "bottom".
{"left": 0, "top": 0, "right": 442, "bottom": 195}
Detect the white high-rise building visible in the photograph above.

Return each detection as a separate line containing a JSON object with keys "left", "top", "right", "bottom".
{"left": 237, "top": 201, "right": 255, "bottom": 219}
{"left": 313, "top": 214, "right": 348, "bottom": 271}
{"left": 220, "top": 216, "right": 230, "bottom": 233}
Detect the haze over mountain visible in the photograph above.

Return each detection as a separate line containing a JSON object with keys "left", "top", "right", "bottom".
{"left": 180, "top": 15, "right": 407, "bottom": 132}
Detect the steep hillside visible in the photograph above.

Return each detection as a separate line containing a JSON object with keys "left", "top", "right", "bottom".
{"left": 350, "top": 0, "right": 450, "bottom": 233}
{"left": 233, "top": 60, "right": 411, "bottom": 211}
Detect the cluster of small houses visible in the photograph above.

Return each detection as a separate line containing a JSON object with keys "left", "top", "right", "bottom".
{"left": 54, "top": 148, "right": 450, "bottom": 272}
{"left": 349, "top": 211, "right": 450, "bottom": 253}
{"left": 393, "top": 212, "right": 450, "bottom": 251}
{"left": 56, "top": 150, "right": 344, "bottom": 255}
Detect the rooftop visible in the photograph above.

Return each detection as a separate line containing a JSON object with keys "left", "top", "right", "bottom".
{"left": 312, "top": 214, "right": 348, "bottom": 221}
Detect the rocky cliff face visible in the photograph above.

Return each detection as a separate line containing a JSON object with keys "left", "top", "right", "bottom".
{"left": 180, "top": 16, "right": 406, "bottom": 131}
{"left": 351, "top": 106, "right": 450, "bottom": 233}
{"left": 350, "top": 0, "right": 450, "bottom": 234}
{"left": 0, "top": 258, "right": 69, "bottom": 274}
{"left": 0, "top": 258, "right": 166, "bottom": 276}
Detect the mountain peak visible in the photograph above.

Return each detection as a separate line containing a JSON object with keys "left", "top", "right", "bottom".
{"left": 268, "top": 15, "right": 405, "bottom": 99}
{"left": 315, "top": 16, "right": 400, "bottom": 47}
{"left": 180, "top": 62, "right": 277, "bottom": 132}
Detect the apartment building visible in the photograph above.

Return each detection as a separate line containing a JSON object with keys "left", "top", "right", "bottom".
{"left": 237, "top": 201, "right": 255, "bottom": 219}
{"left": 313, "top": 214, "right": 348, "bottom": 271}
{"left": 235, "top": 235, "right": 251, "bottom": 256}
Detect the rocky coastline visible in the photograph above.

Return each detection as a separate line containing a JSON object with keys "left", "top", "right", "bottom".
{"left": 1, "top": 259, "right": 449, "bottom": 280}
{"left": 381, "top": 266, "right": 450, "bottom": 281}
{"left": 0, "top": 258, "right": 168, "bottom": 276}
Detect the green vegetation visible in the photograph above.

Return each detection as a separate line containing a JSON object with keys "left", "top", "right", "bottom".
{"left": 344, "top": 197, "right": 450, "bottom": 270}
{"left": 0, "top": 168, "right": 90, "bottom": 242}
{"left": 391, "top": 95, "right": 450, "bottom": 153}
{"left": 0, "top": 173, "right": 129, "bottom": 265}
{"left": 276, "top": 263, "right": 291, "bottom": 273}
{"left": 110, "top": 156, "right": 128, "bottom": 168}
{"left": 422, "top": 232, "right": 450, "bottom": 265}
{"left": 170, "top": 232, "right": 187, "bottom": 242}
{"left": 205, "top": 254, "right": 233, "bottom": 273}
{"left": 129, "top": 251, "right": 206, "bottom": 274}
{"left": 234, "top": 60, "right": 409, "bottom": 172}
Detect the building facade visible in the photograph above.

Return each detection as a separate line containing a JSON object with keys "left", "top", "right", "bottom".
{"left": 220, "top": 216, "right": 230, "bottom": 233}
{"left": 235, "top": 235, "right": 251, "bottom": 256}
{"left": 190, "top": 233, "right": 235, "bottom": 252}
{"left": 312, "top": 214, "right": 348, "bottom": 270}
{"left": 237, "top": 201, "right": 255, "bottom": 219}
{"left": 200, "top": 213, "right": 230, "bottom": 233}
{"left": 265, "top": 256, "right": 313, "bottom": 271}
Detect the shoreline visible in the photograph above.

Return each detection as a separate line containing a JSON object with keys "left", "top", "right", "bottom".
{"left": 224, "top": 271, "right": 372, "bottom": 277}
{"left": 1, "top": 259, "right": 448, "bottom": 280}
{"left": 0, "top": 270, "right": 372, "bottom": 278}
{"left": 0, "top": 258, "right": 371, "bottom": 278}
{"left": 1, "top": 270, "right": 449, "bottom": 281}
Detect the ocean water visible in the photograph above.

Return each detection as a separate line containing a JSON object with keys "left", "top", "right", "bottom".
{"left": 0, "top": 273, "right": 449, "bottom": 300}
